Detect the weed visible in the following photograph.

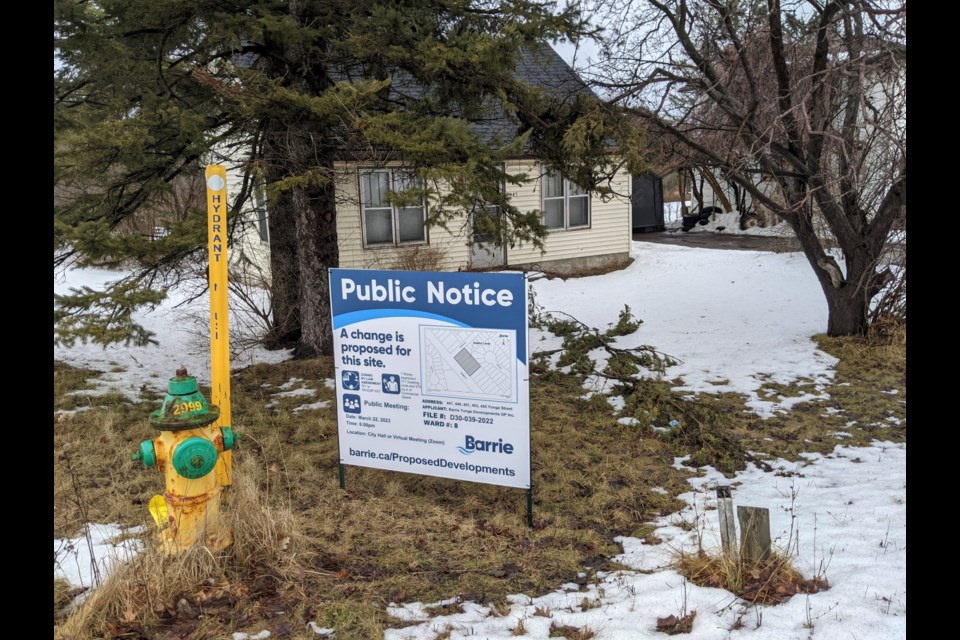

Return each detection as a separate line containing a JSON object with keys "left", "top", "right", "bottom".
{"left": 655, "top": 611, "right": 696, "bottom": 635}
{"left": 580, "top": 596, "right": 601, "bottom": 611}
{"left": 389, "top": 245, "right": 449, "bottom": 272}
{"left": 549, "top": 622, "right": 597, "bottom": 639}
{"left": 426, "top": 599, "right": 464, "bottom": 617}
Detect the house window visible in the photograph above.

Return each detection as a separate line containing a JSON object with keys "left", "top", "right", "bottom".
{"left": 541, "top": 170, "right": 589, "bottom": 230}
{"left": 360, "top": 169, "right": 427, "bottom": 247}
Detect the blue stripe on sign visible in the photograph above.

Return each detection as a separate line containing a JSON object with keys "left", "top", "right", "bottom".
{"left": 333, "top": 309, "right": 471, "bottom": 329}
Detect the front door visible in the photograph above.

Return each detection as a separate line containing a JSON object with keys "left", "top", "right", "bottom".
{"left": 469, "top": 206, "right": 506, "bottom": 269}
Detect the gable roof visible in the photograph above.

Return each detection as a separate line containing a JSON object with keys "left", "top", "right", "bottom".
{"left": 234, "top": 43, "right": 594, "bottom": 151}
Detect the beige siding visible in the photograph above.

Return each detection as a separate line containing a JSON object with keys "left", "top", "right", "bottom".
{"left": 505, "top": 160, "right": 632, "bottom": 266}
{"left": 334, "top": 162, "right": 473, "bottom": 271}
{"left": 230, "top": 158, "right": 633, "bottom": 278}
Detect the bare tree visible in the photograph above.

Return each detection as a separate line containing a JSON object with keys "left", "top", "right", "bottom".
{"left": 590, "top": 0, "right": 905, "bottom": 334}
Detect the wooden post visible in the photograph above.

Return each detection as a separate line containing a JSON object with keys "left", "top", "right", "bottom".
{"left": 716, "top": 486, "right": 737, "bottom": 557}
{"left": 737, "top": 506, "right": 772, "bottom": 564}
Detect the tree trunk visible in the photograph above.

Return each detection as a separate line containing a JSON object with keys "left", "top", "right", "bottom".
{"left": 698, "top": 168, "right": 733, "bottom": 213}
{"left": 790, "top": 208, "right": 871, "bottom": 337}
{"left": 265, "top": 185, "right": 302, "bottom": 349}
{"left": 291, "top": 178, "right": 339, "bottom": 358}
{"left": 823, "top": 285, "right": 868, "bottom": 336}
{"left": 678, "top": 170, "right": 689, "bottom": 216}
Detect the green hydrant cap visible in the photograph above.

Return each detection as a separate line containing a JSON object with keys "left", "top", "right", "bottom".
{"left": 221, "top": 426, "right": 235, "bottom": 451}
{"left": 132, "top": 440, "right": 156, "bottom": 467}
{"left": 172, "top": 437, "right": 218, "bottom": 479}
{"left": 149, "top": 368, "right": 220, "bottom": 430}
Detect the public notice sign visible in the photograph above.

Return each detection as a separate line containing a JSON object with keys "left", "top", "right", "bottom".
{"left": 330, "top": 269, "right": 530, "bottom": 489}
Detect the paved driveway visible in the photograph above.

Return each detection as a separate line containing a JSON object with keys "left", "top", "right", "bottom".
{"left": 633, "top": 229, "right": 802, "bottom": 253}
{"left": 635, "top": 228, "right": 905, "bottom": 266}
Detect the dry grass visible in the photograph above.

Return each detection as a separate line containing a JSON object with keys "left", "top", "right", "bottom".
{"left": 674, "top": 550, "right": 828, "bottom": 605}
{"left": 54, "top": 358, "right": 693, "bottom": 638}
{"left": 56, "top": 465, "right": 302, "bottom": 640}
{"left": 52, "top": 325, "right": 903, "bottom": 638}
{"left": 390, "top": 245, "right": 449, "bottom": 271}
{"left": 549, "top": 622, "right": 597, "bottom": 639}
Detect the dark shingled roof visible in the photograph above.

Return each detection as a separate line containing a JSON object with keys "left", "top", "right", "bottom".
{"left": 475, "top": 44, "right": 596, "bottom": 145}
{"left": 232, "top": 43, "right": 594, "bottom": 149}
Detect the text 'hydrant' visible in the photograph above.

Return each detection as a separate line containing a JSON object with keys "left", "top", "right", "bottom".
{"left": 132, "top": 368, "right": 234, "bottom": 552}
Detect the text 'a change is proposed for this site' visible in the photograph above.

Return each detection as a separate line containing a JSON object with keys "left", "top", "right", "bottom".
{"left": 330, "top": 269, "right": 530, "bottom": 489}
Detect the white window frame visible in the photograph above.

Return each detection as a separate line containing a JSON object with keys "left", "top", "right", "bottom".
{"left": 359, "top": 169, "right": 428, "bottom": 248}
{"left": 541, "top": 169, "right": 590, "bottom": 231}
{"left": 253, "top": 184, "right": 269, "bottom": 245}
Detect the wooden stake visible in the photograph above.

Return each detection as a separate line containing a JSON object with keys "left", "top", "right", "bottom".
{"left": 716, "top": 486, "right": 737, "bottom": 557}
{"left": 737, "top": 506, "right": 772, "bottom": 564}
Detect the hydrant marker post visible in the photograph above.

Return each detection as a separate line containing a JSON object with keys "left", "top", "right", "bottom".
{"left": 206, "top": 165, "right": 233, "bottom": 490}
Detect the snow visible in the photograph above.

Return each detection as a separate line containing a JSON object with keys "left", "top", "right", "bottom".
{"left": 385, "top": 441, "right": 906, "bottom": 639}
{"left": 663, "top": 202, "right": 794, "bottom": 237}
{"left": 54, "top": 267, "right": 292, "bottom": 400}
{"left": 676, "top": 212, "right": 795, "bottom": 237}
{"left": 532, "top": 241, "right": 837, "bottom": 418}
{"left": 54, "top": 524, "right": 145, "bottom": 589}
{"left": 292, "top": 400, "right": 332, "bottom": 413}
{"left": 233, "top": 632, "right": 271, "bottom": 640}
{"left": 265, "top": 385, "right": 316, "bottom": 408}
{"left": 307, "top": 621, "right": 336, "bottom": 636}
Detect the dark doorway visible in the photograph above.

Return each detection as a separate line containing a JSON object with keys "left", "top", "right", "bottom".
{"left": 632, "top": 172, "right": 665, "bottom": 232}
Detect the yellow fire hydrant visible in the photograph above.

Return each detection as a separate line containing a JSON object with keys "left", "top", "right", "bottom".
{"left": 132, "top": 368, "right": 234, "bottom": 553}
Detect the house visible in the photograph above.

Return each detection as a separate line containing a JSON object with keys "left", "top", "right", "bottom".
{"left": 226, "top": 45, "right": 634, "bottom": 281}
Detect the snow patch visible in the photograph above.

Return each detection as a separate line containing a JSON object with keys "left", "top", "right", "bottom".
{"left": 293, "top": 400, "right": 331, "bottom": 413}
{"left": 54, "top": 523, "right": 145, "bottom": 589}
{"left": 532, "top": 243, "right": 837, "bottom": 418}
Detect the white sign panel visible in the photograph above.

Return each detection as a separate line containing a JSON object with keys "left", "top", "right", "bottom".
{"left": 330, "top": 269, "right": 530, "bottom": 488}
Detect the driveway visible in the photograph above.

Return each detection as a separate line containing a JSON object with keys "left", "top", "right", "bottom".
{"left": 634, "top": 228, "right": 905, "bottom": 266}
{"left": 633, "top": 229, "right": 802, "bottom": 253}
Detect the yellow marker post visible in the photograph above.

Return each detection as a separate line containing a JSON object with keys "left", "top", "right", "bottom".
{"left": 206, "top": 165, "right": 232, "bottom": 491}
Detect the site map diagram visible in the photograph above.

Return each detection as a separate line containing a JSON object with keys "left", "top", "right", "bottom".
{"left": 420, "top": 326, "right": 516, "bottom": 402}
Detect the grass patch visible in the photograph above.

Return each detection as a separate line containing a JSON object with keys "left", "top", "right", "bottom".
{"left": 549, "top": 622, "right": 597, "bottom": 639}
{"left": 54, "top": 360, "right": 98, "bottom": 397}
{"left": 54, "top": 578, "right": 84, "bottom": 621}
{"left": 675, "top": 550, "right": 828, "bottom": 605}
{"left": 53, "top": 328, "right": 904, "bottom": 638}
{"left": 57, "top": 465, "right": 302, "bottom": 640}
{"left": 55, "top": 356, "right": 694, "bottom": 639}
{"left": 618, "top": 377, "right": 750, "bottom": 476}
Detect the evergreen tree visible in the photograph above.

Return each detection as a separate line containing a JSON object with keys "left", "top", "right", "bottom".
{"left": 55, "top": 0, "right": 638, "bottom": 355}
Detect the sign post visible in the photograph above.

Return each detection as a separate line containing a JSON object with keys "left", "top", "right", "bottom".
{"left": 205, "top": 165, "right": 232, "bottom": 490}
{"left": 330, "top": 269, "right": 531, "bottom": 518}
